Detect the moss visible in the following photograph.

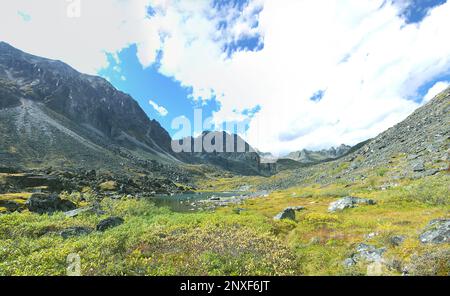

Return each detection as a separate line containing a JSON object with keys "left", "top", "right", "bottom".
{"left": 0, "top": 173, "right": 448, "bottom": 275}
{"left": 0, "top": 192, "right": 32, "bottom": 204}
{"left": 99, "top": 181, "right": 118, "bottom": 191}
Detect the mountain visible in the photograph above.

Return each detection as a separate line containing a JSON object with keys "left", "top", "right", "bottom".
{"left": 284, "top": 144, "right": 351, "bottom": 164}
{"left": 173, "top": 131, "right": 276, "bottom": 175}
{"left": 339, "top": 89, "right": 449, "bottom": 176}
{"left": 0, "top": 41, "right": 179, "bottom": 172}
{"left": 0, "top": 42, "right": 276, "bottom": 177}
{"left": 256, "top": 150, "right": 278, "bottom": 163}
{"left": 260, "top": 87, "right": 450, "bottom": 190}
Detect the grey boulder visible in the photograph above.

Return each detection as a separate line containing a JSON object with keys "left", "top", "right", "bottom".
{"left": 419, "top": 219, "right": 449, "bottom": 244}
{"left": 274, "top": 208, "right": 296, "bottom": 221}
{"left": 96, "top": 216, "right": 124, "bottom": 232}
{"left": 328, "top": 196, "right": 376, "bottom": 212}
{"left": 344, "top": 243, "right": 386, "bottom": 267}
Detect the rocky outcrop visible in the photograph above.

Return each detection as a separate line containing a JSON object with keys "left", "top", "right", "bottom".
{"left": 60, "top": 226, "right": 93, "bottom": 239}
{"left": 96, "top": 216, "right": 124, "bottom": 232}
{"left": 274, "top": 208, "right": 296, "bottom": 221}
{"left": 344, "top": 243, "right": 386, "bottom": 267}
{"left": 328, "top": 196, "right": 376, "bottom": 212}
{"left": 26, "top": 193, "right": 76, "bottom": 214}
{"left": 419, "top": 219, "right": 449, "bottom": 244}
{"left": 175, "top": 131, "right": 272, "bottom": 176}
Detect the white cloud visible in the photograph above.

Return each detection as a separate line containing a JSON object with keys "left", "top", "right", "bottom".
{"left": 0, "top": 0, "right": 156, "bottom": 74}
{"left": 138, "top": 0, "right": 450, "bottom": 154}
{"left": 423, "top": 81, "right": 449, "bottom": 102}
{"left": 2, "top": 0, "right": 450, "bottom": 154}
{"left": 149, "top": 99, "right": 168, "bottom": 117}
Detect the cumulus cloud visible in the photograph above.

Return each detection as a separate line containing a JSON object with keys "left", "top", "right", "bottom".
{"left": 149, "top": 99, "right": 169, "bottom": 117}
{"left": 423, "top": 81, "right": 449, "bottom": 102}
{"left": 0, "top": 0, "right": 155, "bottom": 74}
{"left": 2, "top": 0, "right": 450, "bottom": 154}
{"left": 139, "top": 0, "right": 450, "bottom": 154}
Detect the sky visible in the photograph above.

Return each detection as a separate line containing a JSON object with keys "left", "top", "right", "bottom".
{"left": 1, "top": 0, "right": 450, "bottom": 155}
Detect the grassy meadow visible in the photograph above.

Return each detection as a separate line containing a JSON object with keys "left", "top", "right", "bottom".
{"left": 0, "top": 172, "right": 448, "bottom": 276}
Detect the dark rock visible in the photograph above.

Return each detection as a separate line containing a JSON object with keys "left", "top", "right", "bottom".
{"left": 60, "top": 227, "right": 92, "bottom": 239}
{"left": 287, "top": 206, "right": 306, "bottom": 211}
{"left": 274, "top": 208, "right": 296, "bottom": 221}
{"left": 419, "top": 219, "right": 449, "bottom": 244}
{"left": 389, "top": 235, "right": 406, "bottom": 246}
{"left": 26, "top": 193, "right": 76, "bottom": 214}
{"left": 328, "top": 196, "right": 376, "bottom": 212}
{"left": 96, "top": 216, "right": 124, "bottom": 232}
{"left": 0, "top": 199, "right": 24, "bottom": 212}
{"left": 4, "top": 174, "right": 64, "bottom": 192}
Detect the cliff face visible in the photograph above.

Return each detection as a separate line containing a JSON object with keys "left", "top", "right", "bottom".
{"left": 173, "top": 131, "right": 275, "bottom": 175}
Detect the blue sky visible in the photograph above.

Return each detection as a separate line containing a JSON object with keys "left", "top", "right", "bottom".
{"left": 1, "top": 0, "right": 450, "bottom": 154}
{"left": 98, "top": 45, "right": 221, "bottom": 139}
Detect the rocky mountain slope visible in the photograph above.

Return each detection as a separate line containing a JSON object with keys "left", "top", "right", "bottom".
{"left": 0, "top": 42, "right": 278, "bottom": 178}
{"left": 259, "top": 87, "right": 449, "bottom": 190}
{"left": 0, "top": 42, "right": 181, "bottom": 172}
{"left": 284, "top": 144, "right": 352, "bottom": 164}
{"left": 173, "top": 131, "right": 276, "bottom": 175}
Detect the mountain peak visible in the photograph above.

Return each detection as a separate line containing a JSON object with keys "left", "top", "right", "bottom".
{"left": 0, "top": 43, "right": 177, "bottom": 170}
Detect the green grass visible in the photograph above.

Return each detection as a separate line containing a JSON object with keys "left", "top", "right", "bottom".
{"left": 0, "top": 173, "right": 448, "bottom": 276}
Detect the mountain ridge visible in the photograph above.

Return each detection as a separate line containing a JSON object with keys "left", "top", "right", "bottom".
{"left": 0, "top": 42, "right": 276, "bottom": 176}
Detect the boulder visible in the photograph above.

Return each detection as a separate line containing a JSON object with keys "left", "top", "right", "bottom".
{"left": 60, "top": 227, "right": 93, "bottom": 239}
{"left": 389, "top": 235, "right": 406, "bottom": 246}
{"left": 288, "top": 206, "right": 306, "bottom": 211}
{"left": 419, "top": 219, "right": 449, "bottom": 244}
{"left": 328, "top": 196, "right": 376, "bottom": 212}
{"left": 344, "top": 243, "right": 386, "bottom": 267}
{"left": 274, "top": 208, "right": 296, "bottom": 221}
{"left": 64, "top": 207, "right": 93, "bottom": 218}
{"left": 26, "top": 193, "right": 76, "bottom": 214}
{"left": 96, "top": 216, "right": 124, "bottom": 232}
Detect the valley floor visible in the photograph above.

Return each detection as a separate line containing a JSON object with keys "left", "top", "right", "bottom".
{"left": 0, "top": 172, "right": 448, "bottom": 276}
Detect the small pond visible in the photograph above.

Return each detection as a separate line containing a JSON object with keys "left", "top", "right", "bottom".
{"left": 148, "top": 191, "right": 243, "bottom": 212}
